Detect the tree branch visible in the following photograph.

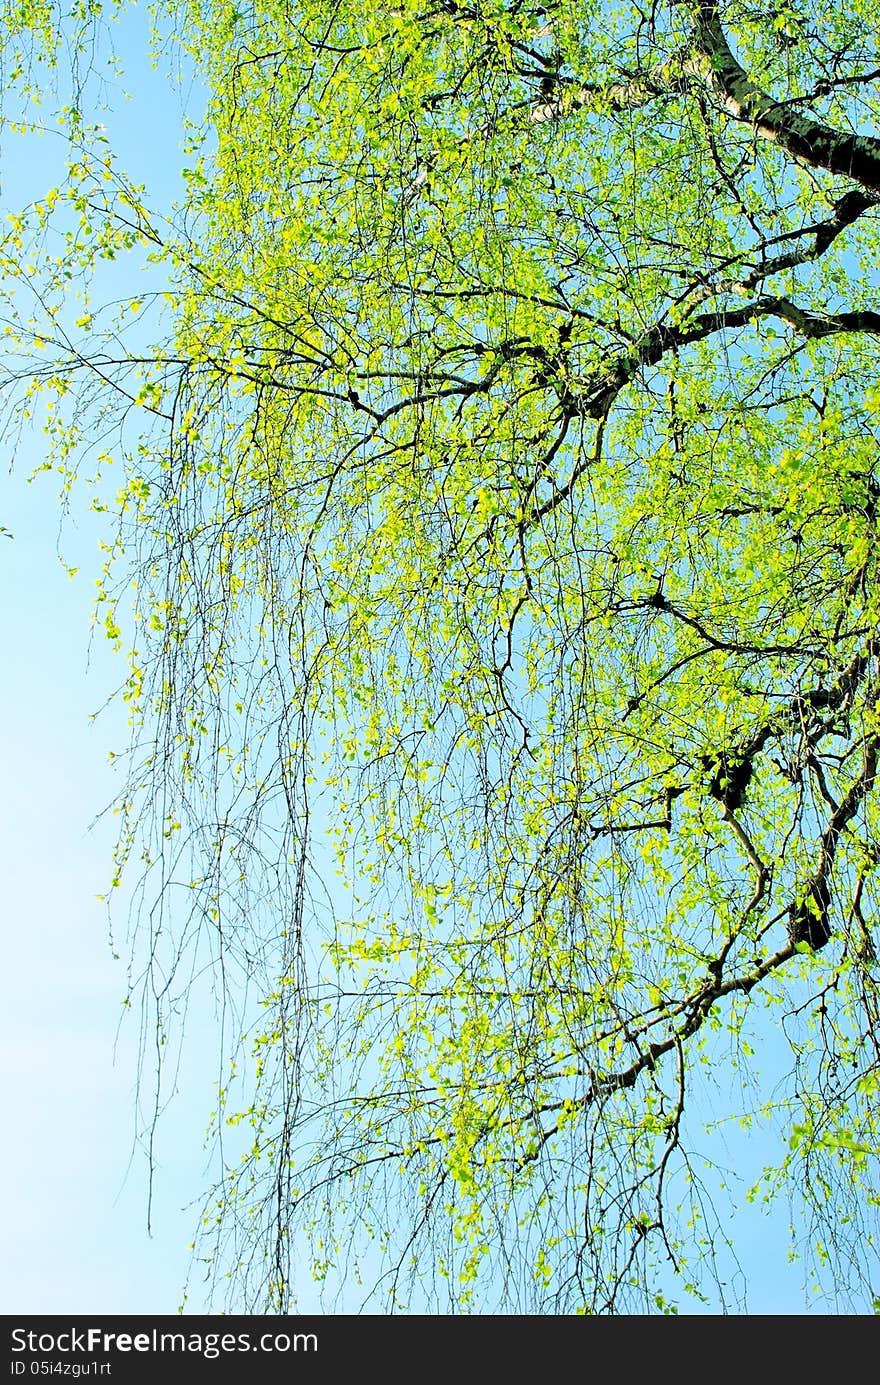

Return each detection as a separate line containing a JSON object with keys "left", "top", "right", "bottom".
{"left": 691, "top": 2, "right": 880, "bottom": 193}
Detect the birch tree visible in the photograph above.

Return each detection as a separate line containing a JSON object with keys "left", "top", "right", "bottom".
{"left": 2, "top": 0, "right": 879, "bottom": 1312}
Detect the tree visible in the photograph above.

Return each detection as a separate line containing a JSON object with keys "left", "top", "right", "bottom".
{"left": 2, "top": 0, "right": 880, "bottom": 1313}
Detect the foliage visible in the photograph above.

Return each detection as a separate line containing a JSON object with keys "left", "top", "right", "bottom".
{"left": 2, "top": 0, "right": 880, "bottom": 1312}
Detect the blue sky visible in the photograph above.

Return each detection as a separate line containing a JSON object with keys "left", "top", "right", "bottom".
{"left": 0, "top": 465, "right": 212, "bottom": 1313}
{"left": 0, "top": 6, "right": 217, "bottom": 1313}
{"left": 0, "top": 3, "right": 871, "bottom": 1317}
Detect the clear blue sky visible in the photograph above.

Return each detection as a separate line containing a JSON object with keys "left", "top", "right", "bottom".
{"left": 0, "top": 3, "right": 864, "bottom": 1316}
{"left": 0, "top": 467, "right": 212, "bottom": 1312}
{"left": 0, "top": 6, "right": 221, "bottom": 1313}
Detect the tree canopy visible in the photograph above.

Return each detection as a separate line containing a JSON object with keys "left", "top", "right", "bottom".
{"left": 2, "top": 0, "right": 880, "bottom": 1313}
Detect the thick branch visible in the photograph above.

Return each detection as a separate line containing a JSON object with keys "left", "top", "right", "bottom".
{"left": 531, "top": 3, "right": 880, "bottom": 194}
{"left": 790, "top": 735, "right": 880, "bottom": 949}
{"left": 691, "top": 2, "right": 880, "bottom": 192}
